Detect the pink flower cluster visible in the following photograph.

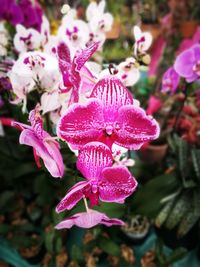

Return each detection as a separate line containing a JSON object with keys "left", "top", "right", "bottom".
{"left": 9, "top": 40, "right": 159, "bottom": 229}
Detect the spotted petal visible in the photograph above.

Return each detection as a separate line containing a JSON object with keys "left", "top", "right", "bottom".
{"left": 115, "top": 105, "right": 160, "bottom": 150}
{"left": 77, "top": 142, "right": 113, "bottom": 180}
{"left": 99, "top": 166, "right": 137, "bottom": 203}
{"left": 57, "top": 99, "right": 104, "bottom": 147}
{"left": 56, "top": 181, "right": 90, "bottom": 213}
{"left": 57, "top": 42, "right": 72, "bottom": 87}
{"left": 73, "top": 41, "right": 100, "bottom": 72}
{"left": 90, "top": 76, "right": 133, "bottom": 121}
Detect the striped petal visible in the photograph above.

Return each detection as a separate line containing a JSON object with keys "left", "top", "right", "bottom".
{"left": 90, "top": 76, "right": 133, "bottom": 121}
{"left": 56, "top": 181, "right": 90, "bottom": 213}
{"left": 77, "top": 142, "right": 113, "bottom": 180}
{"left": 99, "top": 166, "right": 137, "bottom": 203}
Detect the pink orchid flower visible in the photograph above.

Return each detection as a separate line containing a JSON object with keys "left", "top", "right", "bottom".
{"left": 56, "top": 142, "right": 137, "bottom": 212}
{"left": 57, "top": 41, "right": 99, "bottom": 105}
{"left": 55, "top": 209, "right": 125, "bottom": 229}
{"left": 57, "top": 76, "right": 160, "bottom": 150}
{"left": 13, "top": 107, "right": 64, "bottom": 178}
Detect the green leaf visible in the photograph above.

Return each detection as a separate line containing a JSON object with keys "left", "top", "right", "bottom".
{"left": 55, "top": 237, "right": 63, "bottom": 254}
{"left": 45, "top": 229, "right": 55, "bottom": 253}
{"left": 177, "top": 211, "right": 199, "bottom": 237}
{"left": 155, "top": 199, "right": 175, "bottom": 227}
{"left": 165, "top": 247, "right": 187, "bottom": 265}
{"left": 131, "top": 173, "right": 179, "bottom": 218}
{"left": 191, "top": 148, "right": 200, "bottom": 181}
{"left": 70, "top": 244, "right": 84, "bottom": 262}
{"left": 0, "top": 190, "right": 15, "bottom": 210}
{"left": 165, "top": 192, "right": 191, "bottom": 230}
{"left": 193, "top": 188, "right": 200, "bottom": 216}
{"left": 0, "top": 224, "right": 12, "bottom": 235}
{"left": 99, "top": 236, "right": 121, "bottom": 256}
{"left": 95, "top": 202, "right": 125, "bottom": 218}
{"left": 176, "top": 138, "right": 196, "bottom": 188}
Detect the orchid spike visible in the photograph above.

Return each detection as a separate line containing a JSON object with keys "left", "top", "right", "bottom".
{"left": 55, "top": 209, "right": 125, "bottom": 229}
{"left": 56, "top": 142, "right": 137, "bottom": 212}
{"left": 57, "top": 76, "right": 160, "bottom": 150}
{"left": 13, "top": 107, "right": 64, "bottom": 178}
{"left": 57, "top": 41, "right": 99, "bottom": 105}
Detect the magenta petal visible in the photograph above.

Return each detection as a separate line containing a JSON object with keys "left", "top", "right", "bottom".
{"left": 55, "top": 210, "right": 124, "bottom": 229}
{"left": 77, "top": 142, "right": 113, "bottom": 180}
{"left": 174, "top": 48, "right": 196, "bottom": 80}
{"left": 56, "top": 181, "right": 90, "bottom": 213}
{"left": 101, "top": 217, "right": 125, "bottom": 226}
{"left": 73, "top": 42, "right": 100, "bottom": 72}
{"left": 44, "top": 140, "right": 64, "bottom": 178}
{"left": 57, "top": 99, "right": 104, "bottom": 147}
{"left": 115, "top": 105, "right": 160, "bottom": 150}
{"left": 55, "top": 210, "right": 104, "bottom": 229}
{"left": 57, "top": 42, "right": 72, "bottom": 87}
{"left": 57, "top": 42, "right": 71, "bottom": 66}
{"left": 79, "top": 65, "right": 97, "bottom": 93}
{"left": 20, "top": 129, "right": 62, "bottom": 178}
{"left": 99, "top": 166, "right": 137, "bottom": 203}
{"left": 90, "top": 76, "right": 133, "bottom": 121}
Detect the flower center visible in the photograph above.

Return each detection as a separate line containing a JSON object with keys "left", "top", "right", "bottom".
{"left": 193, "top": 61, "right": 200, "bottom": 76}
{"left": 66, "top": 26, "right": 79, "bottom": 41}
{"left": 23, "top": 54, "right": 46, "bottom": 70}
{"left": 20, "top": 33, "right": 33, "bottom": 48}
{"left": 99, "top": 20, "right": 105, "bottom": 30}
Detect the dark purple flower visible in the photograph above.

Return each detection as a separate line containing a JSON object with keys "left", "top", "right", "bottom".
{"left": 0, "top": 0, "right": 23, "bottom": 26}
{"left": 161, "top": 67, "right": 180, "bottom": 93}
{"left": 174, "top": 44, "right": 200, "bottom": 83}
{"left": 0, "top": 0, "right": 43, "bottom": 31}
{"left": 19, "top": 0, "right": 43, "bottom": 32}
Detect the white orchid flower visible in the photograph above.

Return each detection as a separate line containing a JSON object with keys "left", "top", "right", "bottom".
{"left": 9, "top": 52, "right": 61, "bottom": 111}
{"left": 117, "top": 57, "right": 140, "bottom": 86}
{"left": 58, "top": 18, "right": 89, "bottom": 53}
{"left": 133, "top": 25, "right": 152, "bottom": 55}
{"left": 14, "top": 24, "right": 41, "bottom": 54}
{"left": 86, "top": 0, "right": 113, "bottom": 33}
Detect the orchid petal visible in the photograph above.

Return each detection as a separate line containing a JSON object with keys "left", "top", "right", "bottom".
{"left": 99, "top": 166, "right": 137, "bottom": 203}
{"left": 55, "top": 210, "right": 124, "bottom": 229}
{"left": 57, "top": 99, "right": 104, "bottom": 147}
{"left": 77, "top": 142, "right": 113, "bottom": 180}
{"left": 57, "top": 42, "right": 72, "bottom": 87}
{"left": 20, "top": 129, "right": 63, "bottom": 178}
{"left": 73, "top": 41, "right": 100, "bottom": 72}
{"left": 56, "top": 181, "right": 90, "bottom": 212}
{"left": 90, "top": 76, "right": 133, "bottom": 120}
{"left": 174, "top": 47, "right": 196, "bottom": 79}
{"left": 115, "top": 105, "right": 160, "bottom": 150}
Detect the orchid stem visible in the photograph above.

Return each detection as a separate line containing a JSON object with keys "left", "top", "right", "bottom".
{"left": 44, "top": 136, "right": 59, "bottom": 142}
{"left": 83, "top": 197, "right": 89, "bottom": 212}
{"left": 173, "top": 87, "right": 188, "bottom": 133}
{"left": 79, "top": 71, "right": 96, "bottom": 84}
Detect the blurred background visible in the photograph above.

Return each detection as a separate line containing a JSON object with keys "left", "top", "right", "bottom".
{"left": 0, "top": 0, "right": 200, "bottom": 266}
